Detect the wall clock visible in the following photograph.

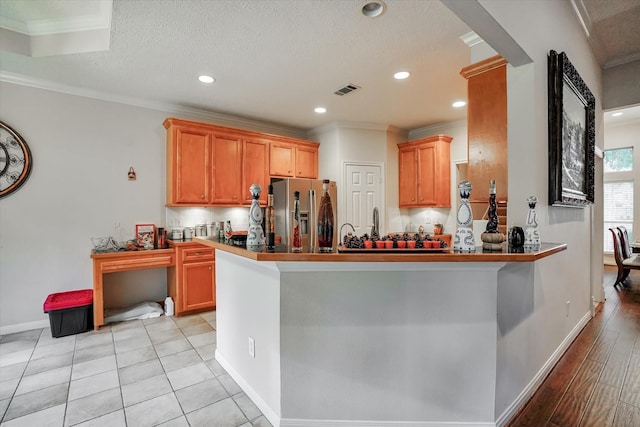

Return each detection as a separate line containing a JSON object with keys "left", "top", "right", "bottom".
{"left": 0, "top": 120, "right": 33, "bottom": 198}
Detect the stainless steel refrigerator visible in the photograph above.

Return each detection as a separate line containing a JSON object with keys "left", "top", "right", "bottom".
{"left": 272, "top": 178, "right": 338, "bottom": 252}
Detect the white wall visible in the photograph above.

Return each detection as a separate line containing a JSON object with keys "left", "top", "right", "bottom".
{"left": 477, "top": 0, "right": 604, "bottom": 419}
{"left": 0, "top": 81, "right": 306, "bottom": 332}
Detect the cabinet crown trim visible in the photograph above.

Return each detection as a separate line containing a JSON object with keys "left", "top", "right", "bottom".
{"left": 460, "top": 55, "right": 507, "bottom": 79}
{"left": 398, "top": 134, "right": 453, "bottom": 149}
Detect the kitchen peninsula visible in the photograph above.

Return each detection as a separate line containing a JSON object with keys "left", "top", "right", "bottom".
{"left": 196, "top": 237, "right": 567, "bottom": 426}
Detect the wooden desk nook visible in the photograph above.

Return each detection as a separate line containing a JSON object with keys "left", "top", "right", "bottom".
{"left": 90, "top": 249, "right": 175, "bottom": 329}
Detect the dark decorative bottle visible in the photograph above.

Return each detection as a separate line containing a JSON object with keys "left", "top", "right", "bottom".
{"left": 291, "top": 191, "right": 303, "bottom": 252}
{"left": 265, "top": 184, "right": 276, "bottom": 251}
{"left": 317, "top": 179, "right": 334, "bottom": 252}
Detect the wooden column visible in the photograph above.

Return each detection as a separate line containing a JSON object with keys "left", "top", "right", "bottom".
{"left": 460, "top": 55, "right": 508, "bottom": 207}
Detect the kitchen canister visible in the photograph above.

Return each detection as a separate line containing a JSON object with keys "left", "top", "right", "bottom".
{"left": 183, "top": 227, "right": 192, "bottom": 239}
{"left": 195, "top": 224, "right": 205, "bottom": 237}
{"left": 206, "top": 222, "right": 215, "bottom": 237}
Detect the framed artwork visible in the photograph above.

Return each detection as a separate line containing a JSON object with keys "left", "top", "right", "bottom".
{"left": 547, "top": 50, "right": 595, "bottom": 208}
{"left": 136, "top": 224, "right": 155, "bottom": 249}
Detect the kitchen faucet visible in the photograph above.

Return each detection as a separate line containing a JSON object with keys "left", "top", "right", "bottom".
{"left": 371, "top": 207, "right": 379, "bottom": 236}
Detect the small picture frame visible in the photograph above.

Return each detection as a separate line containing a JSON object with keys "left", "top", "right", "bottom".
{"left": 135, "top": 224, "right": 155, "bottom": 249}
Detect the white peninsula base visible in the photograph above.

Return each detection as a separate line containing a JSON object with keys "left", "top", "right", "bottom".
{"left": 213, "top": 247, "right": 582, "bottom": 427}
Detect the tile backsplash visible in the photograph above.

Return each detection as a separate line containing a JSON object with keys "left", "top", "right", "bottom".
{"left": 166, "top": 206, "right": 251, "bottom": 232}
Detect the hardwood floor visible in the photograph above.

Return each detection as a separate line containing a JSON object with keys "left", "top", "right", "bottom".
{"left": 507, "top": 265, "right": 640, "bottom": 426}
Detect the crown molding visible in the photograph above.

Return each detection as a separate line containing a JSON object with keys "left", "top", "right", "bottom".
{"left": 0, "top": 71, "right": 308, "bottom": 139}
{"left": 408, "top": 119, "right": 466, "bottom": 140}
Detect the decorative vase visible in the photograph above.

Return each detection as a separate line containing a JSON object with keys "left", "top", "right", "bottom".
{"left": 454, "top": 181, "right": 476, "bottom": 252}
{"left": 246, "top": 184, "right": 265, "bottom": 251}
{"left": 524, "top": 196, "right": 540, "bottom": 249}
{"left": 481, "top": 180, "right": 505, "bottom": 251}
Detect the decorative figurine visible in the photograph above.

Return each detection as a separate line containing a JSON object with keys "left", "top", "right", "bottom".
{"left": 481, "top": 180, "right": 505, "bottom": 251}
{"left": 524, "top": 195, "right": 540, "bottom": 249}
{"left": 246, "top": 184, "right": 265, "bottom": 251}
{"left": 454, "top": 181, "right": 476, "bottom": 252}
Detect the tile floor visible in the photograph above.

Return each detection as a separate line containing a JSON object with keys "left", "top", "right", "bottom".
{"left": 0, "top": 311, "right": 271, "bottom": 427}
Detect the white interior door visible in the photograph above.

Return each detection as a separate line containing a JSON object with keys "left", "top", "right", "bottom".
{"left": 344, "top": 163, "right": 384, "bottom": 237}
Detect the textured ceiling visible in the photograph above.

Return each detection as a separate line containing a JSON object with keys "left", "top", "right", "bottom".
{"left": 0, "top": 0, "right": 473, "bottom": 131}
{"left": 1, "top": 1, "right": 638, "bottom": 131}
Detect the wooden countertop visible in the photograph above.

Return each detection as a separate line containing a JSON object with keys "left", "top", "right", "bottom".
{"left": 194, "top": 237, "right": 566, "bottom": 263}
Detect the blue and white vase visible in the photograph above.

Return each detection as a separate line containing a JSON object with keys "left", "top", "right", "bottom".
{"left": 247, "top": 184, "right": 265, "bottom": 251}
{"left": 454, "top": 181, "right": 476, "bottom": 252}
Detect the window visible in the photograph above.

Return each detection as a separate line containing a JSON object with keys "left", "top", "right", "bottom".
{"left": 603, "top": 147, "right": 633, "bottom": 252}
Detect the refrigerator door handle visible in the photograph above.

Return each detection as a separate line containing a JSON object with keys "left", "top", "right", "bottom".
{"left": 309, "top": 189, "right": 316, "bottom": 252}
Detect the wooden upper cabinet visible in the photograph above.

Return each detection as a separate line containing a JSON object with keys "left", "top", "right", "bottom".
{"left": 242, "top": 138, "right": 269, "bottom": 205}
{"left": 269, "top": 141, "right": 296, "bottom": 177}
{"left": 164, "top": 119, "right": 212, "bottom": 205}
{"left": 165, "top": 118, "right": 319, "bottom": 206}
{"left": 269, "top": 139, "right": 319, "bottom": 179}
{"left": 296, "top": 143, "right": 318, "bottom": 178}
{"left": 460, "top": 55, "right": 508, "bottom": 203}
{"left": 398, "top": 135, "right": 452, "bottom": 208}
{"left": 398, "top": 148, "right": 417, "bottom": 206}
{"left": 212, "top": 134, "right": 243, "bottom": 204}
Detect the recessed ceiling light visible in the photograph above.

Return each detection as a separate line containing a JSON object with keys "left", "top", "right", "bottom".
{"left": 611, "top": 112, "right": 623, "bottom": 117}
{"left": 198, "top": 75, "right": 214, "bottom": 84}
{"left": 361, "top": 0, "right": 386, "bottom": 18}
{"left": 452, "top": 101, "right": 466, "bottom": 108}
{"left": 394, "top": 71, "right": 410, "bottom": 80}
{"left": 314, "top": 107, "right": 327, "bottom": 114}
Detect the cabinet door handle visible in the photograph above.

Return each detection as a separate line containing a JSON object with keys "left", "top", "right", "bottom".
{"left": 195, "top": 252, "right": 201, "bottom": 256}
{"left": 200, "top": 195, "right": 205, "bottom": 199}
{"left": 208, "top": 266, "right": 212, "bottom": 270}
{"left": 232, "top": 195, "right": 237, "bottom": 199}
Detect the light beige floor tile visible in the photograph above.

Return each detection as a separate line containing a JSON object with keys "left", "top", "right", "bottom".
{"left": 110, "top": 320, "right": 144, "bottom": 332}
{"left": 35, "top": 330, "right": 76, "bottom": 349}
{"left": 71, "top": 355, "right": 117, "bottom": 380}
{"left": 0, "top": 402, "right": 66, "bottom": 427}
{"left": 154, "top": 338, "right": 192, "bottom": 357}
{"left": 114, "top": 335, "right": 152, "bottom": 353}
{"left": 217, "top": 373, "right": 242, "bottom": 395}
{"left": 0, "top": 361, "right": 27, "bottom": 381}
{"left": 118, "top": 358, "right": 164, "bottom": 386}
{"left": 160, "top": 349, "right": 201, "bottom": 372}
{"left": 166, "top": 362, "right": 214, "bottom": 391}
{"left": 15, "top": 365, "right": 71, "bottom": 396}
{"left": 185, "top": 397, "right": 248, "bottom": 427}
{"left": 116, "top": 345, "right": 157, "bottom": 369}
{"left": 75, "top": 331, "right": 113, "bottom": 350}
{"left": 143, "top": 315, "right": 175, "bottom": 326}
{"left": 195, "top": 343, "right": 216, "bottom": 361}
{"left": 31, "top": 340, "right": 75, "bottom": 360}
{"left": 145, "top": 319, "right": 178, "bottom": 335}
{"left": 181, "top": 322, "right": 214, "bottom": 337}
{"left": 251, "top": 415, "right": 273, "bottom": 427}
{"left": 149, "top": 328, "right": 185, "bottom": 345}
{"left": 233, "top": 392, "right": 262, "bottom": 420}
{"left": 199, "top": 311, "right": 216, "bottom": 323}
{"left": 73, "top": 344, "right": 114, "bottom": 365}
{"left": 173, "top": 315, "right": 205, "bottom": 329}
{"left": 186, "top": 331, "right": 216, "bottom": 349}
{"left": 0, "top": 397, "right": 10, "bottom": 419}
{"left": 156, "top": 415, "right": 190, "bottom": 426}
{"left": 24, "top": 351, "right": 73, "bottom": 376}
{"left": 73, "top": 409, "right": 126, "bottom": 427}
{"left": 0, "top": 377, "right": 20, "bottom": 400}
{"left": 68, "top": 369, "right": 119, "bottom": 401}
{"left": 0, "top": 349, "right": 33, "bottom": 368}
{"left": 3, "top": 383, "right": 68, "bottom": 422}
{"left": 124, "top": 392, "right": 183, "bottom": 427}
{"left": 175, "top": 377, "right": 228, "bottom": 413}
{"left": 64, "top": 387, "right": 122, "bottom": 426}
{"left": 121, "top": 373, "right": 172, "bottom": 407}
{"left": 0, "top": 340, "right": 36, "bottom": 355}
{"left": 112, "top": 326, "right": 148, "bottom": 343}
{"left": 205, "top": 358, "right": 226, "bottom": 376}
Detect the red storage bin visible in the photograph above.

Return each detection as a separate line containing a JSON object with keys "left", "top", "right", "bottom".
{"left": 43, "top": 289, "right": 93, "bottom": 338}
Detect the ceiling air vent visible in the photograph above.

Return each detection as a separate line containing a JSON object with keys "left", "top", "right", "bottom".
{"left": 334, "top": 83, "right": 361, "bottom": 96}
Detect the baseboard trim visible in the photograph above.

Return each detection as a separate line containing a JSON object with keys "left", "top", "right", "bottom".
{"left": 215, "top": 350, "right": 281, "bottom": 427}
{"left": 495, "top": 310, "right": 592, "bottom": 426}
{"left": 0, "top": 319, "right": 49, "bottom": 336}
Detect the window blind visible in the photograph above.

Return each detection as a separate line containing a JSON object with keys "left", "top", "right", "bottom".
{"left": 603, "top": 180, "right": 633, "bottom": 253}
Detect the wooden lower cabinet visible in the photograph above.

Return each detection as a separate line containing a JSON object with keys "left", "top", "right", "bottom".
{"left": 170, "top": 244, "right": 216, "bottom": 315}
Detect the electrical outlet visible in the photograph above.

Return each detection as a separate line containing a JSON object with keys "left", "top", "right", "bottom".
{"left": 248, "top": 336, "right": 255, "bottom": 358}
{"left": 565, "top": 301, "right": 570, "bottom": 317}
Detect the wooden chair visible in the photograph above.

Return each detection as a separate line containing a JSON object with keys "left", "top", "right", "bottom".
{"left": 617, "top": 226, "right": 632, "bottom": 259}
{"left": 609, "top": 227, "right": 640, "bottom": 286}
